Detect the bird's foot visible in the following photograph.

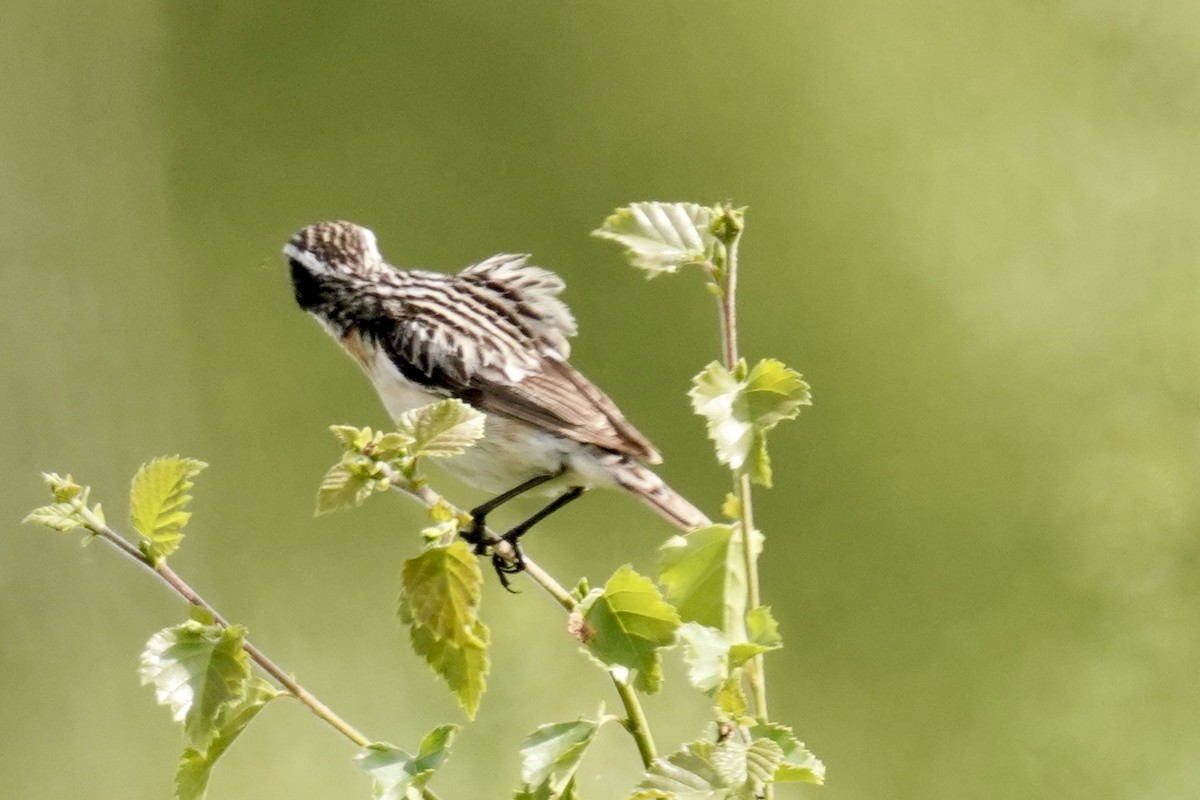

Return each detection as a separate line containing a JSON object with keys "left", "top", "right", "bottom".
{"left": 491, "top": 538, "right": 526, "bottom": 593}
{"left": 459, "top": 515, "right": 525, "bottom": 592}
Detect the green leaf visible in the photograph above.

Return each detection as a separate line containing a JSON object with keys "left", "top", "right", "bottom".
{"left": 400, "top": 542, "right": 486, "bottom": 646}
{"left": 315, "top": 461, "right": 374, "bottom": 515}
{"left": 659, "top": 524, "right": 754, "bottom": 638}
{"left": 719, "top": 493, "right": 740, "bottom": 521}
{"left": 729, "top": 606, "right": 783, "bottom": 668}
{"left": 357, "top": 725, "right": 458, "bottom": 800}
{"left": 640, "top": 734, "right": 793, "bottom": 800}
{"left": 747, "top": 723, "right": 825, "bottom": 785}
{"left": 638, "top": 740, "right": 726, "bottom": 798}
{"left": 129, "top": 456, "right": 208, "bottom": 562}
{"left": 689, "top": 359, "right": 811, "bottom": 487}
{"left": 139, "top": 621, "right": 250, "bottom": 752}
{"left": 175, "top": 678, "right": 278, "bottom": 800}
{"left": 399, "top": 542, "right": 490, "bottom": 717}
{"left": 395, "top": 399, "right": 486, "bottom": 459}
{"left": 745, "top": 606, "right": 781, "bottom": 648}
{"left": 577, "top": 565, "right": 680, "bottom": 694}
{"left": 516, "top": 716, "right": 602, "bottom": 799}
{"left": 24, "top": 502, "right": 84, "bottom": 532}
{"left": 407, "top": 621, "right": 489, "bottom": 718}
{"left": 677, "top": 623, "right": 729, "bottom": 693}
{"left": 676, "top": 619, "right": 772, "bottom": 711}
{"left": 709, "top": 737, "right": 785, "bottom": 796}
{"left": 592, "top": 202, "right": 719, "bottom": 276}
{"left": 714, "top": 676, "right": 748, "bottom": 718}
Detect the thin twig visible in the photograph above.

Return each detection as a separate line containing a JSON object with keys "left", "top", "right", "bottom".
{"left": 716, "top": 222, "right": 770, "bottom": 722}
{"left": 614, "top": 676, "right": 657, "bottom": 766}
{"left": 715, "top": 217, "right": 772, "bottom": 798}
{"left": 75, "top": 510, "right": 377, "bottom": 750}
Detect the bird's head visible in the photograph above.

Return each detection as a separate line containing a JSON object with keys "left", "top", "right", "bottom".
{"left": 283, "top": 220, "right": 392, "bottom": 316}
{"left": 284, "top": 220, "right": 384, "bottom": 278}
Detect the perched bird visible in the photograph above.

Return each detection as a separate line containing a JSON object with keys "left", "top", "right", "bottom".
{"left": 285, "top": 220, "right": 709, "bottom": 579}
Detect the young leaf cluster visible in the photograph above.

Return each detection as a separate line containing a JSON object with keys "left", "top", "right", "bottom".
{"left": 24, "top": 471, "right": 107, "bottom": 534}
{"left": 317, "top": 399, "right": 485, "bottom": 515}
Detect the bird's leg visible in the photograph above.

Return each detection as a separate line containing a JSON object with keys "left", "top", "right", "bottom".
{"left": 459, "top": 468, "right": 566, "bottom": 552}
{"left": 493, "top": 486, "right": 586, "bottom": 591}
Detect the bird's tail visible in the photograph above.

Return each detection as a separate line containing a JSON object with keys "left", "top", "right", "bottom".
{"left": 613, "top": 461, "right": 711, "bottom": 531}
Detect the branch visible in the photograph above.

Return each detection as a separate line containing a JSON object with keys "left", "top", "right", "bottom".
{"left": 69, "top": 507, "right": 460, "bottom": 794}
{"left": 714, "top": 215, "right": 770, "bottom": 723}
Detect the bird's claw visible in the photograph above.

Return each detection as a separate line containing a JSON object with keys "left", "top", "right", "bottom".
{"left": 459, "top": 515, "right": 526, "bottom": 592}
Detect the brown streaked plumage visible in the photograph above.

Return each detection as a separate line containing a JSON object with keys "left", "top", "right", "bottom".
{"left": 284, "top": 220, "right": 709, "bottom": 562}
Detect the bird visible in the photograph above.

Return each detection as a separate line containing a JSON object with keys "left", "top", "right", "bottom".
{"left": 284, "top": 220, "right": 709, "bottom": 582}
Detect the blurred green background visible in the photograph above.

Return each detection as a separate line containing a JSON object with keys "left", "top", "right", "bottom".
{"left": 3, "top": 2, "right": 1198, "bottom": 798}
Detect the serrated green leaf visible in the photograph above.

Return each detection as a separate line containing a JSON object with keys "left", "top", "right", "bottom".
{"left": 396, "top": 399, "right": 485, "bottom": 459}
{"left": 24, "top": 502, "right": 84, "bottom": 532}
{"left": 400, "top": 542, "right": 486, "bottom": 646}
{"left": 175, "top": 678, "right": 278, "bottom": 800}
{"left": 718, "top": 738, "right": 785, "bottom": 796}
{"left": 745, "top": 606, "right": 781, "bottom": 648}
{"left": 643, "top": 735, "right": 788, "bottom": 800}
{"left": 357, "top": 725, "right": 458, "bottom": 800}
{"left": 315, "top": 461, "right": 374, "bottom": 515}
{"left": 677, "top": 623, "right": 729, "bottom": 693}
{"left": 714, "top": 676, "right": 748, "bottom": 718}
{"left": 400, "top": 542, "right": 490, "bottom": 717}
{"left": 516, "top": 717, "right": 601, "bottom": 799}
{"left": 139, "top": 621, "right": 250, "bottom": 752}
{"left": 727, "top": 643, "right": 771, "bottom": 671}
{"left": 129, "top": 456, "right": 208, "bottom": 561}
{"left": 744, "top": 738, "right": 792, "bottom": 786}
{"left": 638, "top": 740, "right": 726, "bottom": 798}
{"left": 689, "top": 359, "right": 810, "bottom": 487}
{"left": 747, "top": 723, "right": 825, "bottom": 785}
{"left": 592, "top": 202, "right": 719, "bottom": 276}
{"left": 709, "top": 739, "right": 749, "bottom": 789}
{"left": 578, "top": 565, "right": 679, "bottom": 694}
{"left": 407, "top": 621, "right": 489, "bottom": 718}
{"left": 659, "top": 524, "right": 752, "bottom": 638}
{"left": 719, "top": 493, "right": 740, "bottom": 521}
{"left": 728, "top": 606, "right": 783, "bottom": 668}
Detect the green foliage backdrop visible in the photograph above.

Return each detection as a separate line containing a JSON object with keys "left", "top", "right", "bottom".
{"left": 3, "top": 2, "right": 1198, "bottom": 799}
